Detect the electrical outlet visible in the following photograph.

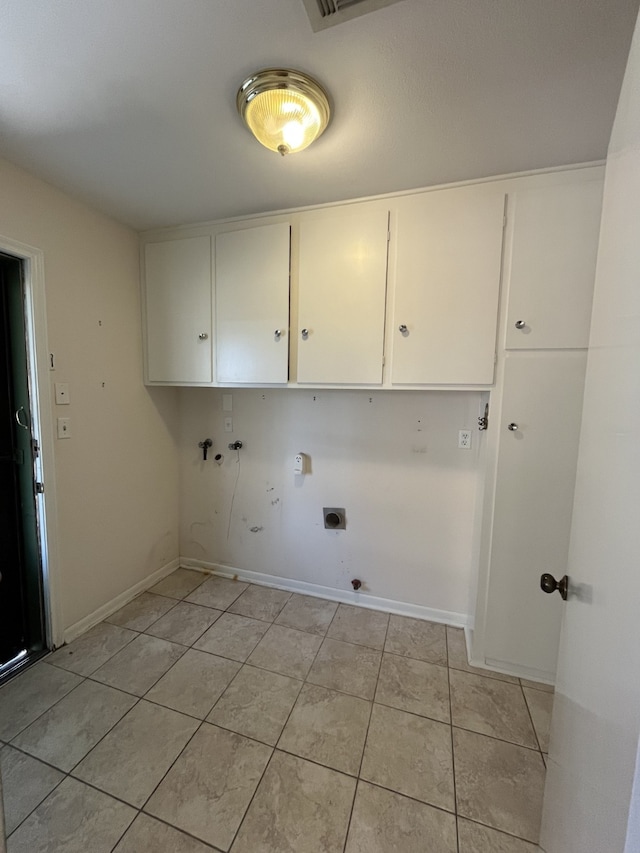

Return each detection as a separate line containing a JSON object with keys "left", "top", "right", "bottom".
{"left": 458, "top": 429, "right": 472, "bottom": 449}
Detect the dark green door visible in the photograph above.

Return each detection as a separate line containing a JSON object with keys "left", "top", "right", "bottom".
{"left": 0, "top": 253, "right": 46, "bottom": 672}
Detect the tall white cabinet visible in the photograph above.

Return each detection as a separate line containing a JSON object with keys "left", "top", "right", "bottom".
{"left": 472, "top": 172, "right": 604, "bottom": 681}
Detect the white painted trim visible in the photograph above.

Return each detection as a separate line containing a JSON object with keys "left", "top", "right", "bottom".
{"left": 180, "top": 558, "right": 469, "bottom": 627}
{"left": 62, "top": 558, "right": 180, "bottom": 644}
{"left": 0, "top": 234, "right": 63, "bottom": 648}
{"left": 465, "top": 626, "right": 555, "bottom": 684}
{"left": 143, "top": 161, "right": 605, "bottom": 238}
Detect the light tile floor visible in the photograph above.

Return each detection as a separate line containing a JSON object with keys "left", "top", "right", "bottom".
{"left": 0, "top": 569, "right": 553, "bottom": 852}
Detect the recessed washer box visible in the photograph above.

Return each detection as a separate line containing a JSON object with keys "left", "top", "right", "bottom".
{"left": 323, "top": 508, "right": 346, "bottom": 530}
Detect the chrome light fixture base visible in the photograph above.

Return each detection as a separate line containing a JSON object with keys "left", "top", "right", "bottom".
{"left": 236, "top": 68, "right": 331, "bottom": 156}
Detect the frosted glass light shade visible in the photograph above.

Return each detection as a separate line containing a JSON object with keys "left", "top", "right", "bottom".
{"left": 237, "top": 69, "right": 330, "bottom": 156}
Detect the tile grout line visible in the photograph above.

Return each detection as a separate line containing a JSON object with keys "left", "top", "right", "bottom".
{"left": 341, "top": 611, "right": 391, "bottom": 853}
{"left": 227, "top": 600, "right": 351, "bottom": 852}
{"left": 520, "top": 681, "right": 545, "bottom": 757}
{"left": 446, "top": 627, "right": 461, "bottom": 853}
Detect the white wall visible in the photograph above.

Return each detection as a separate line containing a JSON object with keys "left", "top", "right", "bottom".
{"left": 0, "top": 156, "right": 180, "bottom": 636}
{"left": 179, "top": 387, "right": 484, "bottom": 620}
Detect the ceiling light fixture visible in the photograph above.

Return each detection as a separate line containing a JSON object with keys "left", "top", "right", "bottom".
{"left": 236, "top": 68, "right": 330, "bottom": 156}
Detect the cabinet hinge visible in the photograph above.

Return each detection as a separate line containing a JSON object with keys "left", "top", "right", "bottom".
{"left": 387, "top": 230, "right": 391, "bottom": 243}
{"left": 503, "top": 215, "right": 507, "bottom": 229}
{"left": 494, "top": 351, "right": 497, "bottom": 364}
{"left": 382, "top": 356, "right": 386, "bottom": 366}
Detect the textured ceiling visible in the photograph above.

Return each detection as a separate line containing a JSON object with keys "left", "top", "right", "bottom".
{"left": 0, "top": 0, "right": 638, "bottom": 230}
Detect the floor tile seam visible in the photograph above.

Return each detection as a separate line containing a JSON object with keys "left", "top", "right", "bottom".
{"left": 451, "top": 719, "right": 543, "bottom": 753}
{"left": 140, "top": 594, "right": 213, "bottom": 643}
{"left": 358, "top": 776, "right": 460, "bottom": 819}
{"left": 270, "top": 625, "right": 331, "bottom": 759}
{"left": 3, "top": 668, "right": 91, "bottom": 743}
{"left": 447, "top": 660, "right": 520, "bottom": 684}
{"left": 47, "top": 623, "right": 143, "bottom": 679}
{"left": 225, "top": 740, "right": 280, "bottom": 852}
{"left": 202, "top": 659, "right": 270, "bottom": 725}
{"left": 63, "top": 771, "right": 144, "bottom": 812}
{"left": 520, "top": 682, "right": 554, "bottom": 694}
{"left": 445, "top": 622, "right": 461, "bottom": 853}
{"left": 133, "top": 719, "right": 212, "bottom": 814}
{"left": 367, "top": 698, "right": 454, "bottom": 730}
{"left": 342, "top": 612, "right": 392, "bottom": 853}
{"left": 451, "top": 723, "right": 544, "bottom": 754}
{"left": 303, "top": 670, "right": 377, "bottom": 702}
{"left": 138, "top": 692, "right": 225, "bottom": 725}
{"left": 4, "top": 766, "right": 69, "bottom": 841}
{"left": 105, "top": 636, "right": 192, "bottom": 699}
{"left": 227, "top": 607, "right": 336, "bottom": 638}
{"left": 85, "top": 673, "right": 147, "bottom": 699}
{"left": 270, "top": 743, "right": 362, "bottom": 780}
{"left": 65, "top": 695, "right": 145, "bottom": 777}
{"left": 383, "top": 648, "right": 449, "bottom": 671}
{"left": 135, "top": 810, "right": 224, "bottom": 852}
{"left": 105, "top": 592, "right": 179, "bottom": 633}
{"left": 106, "top": 803, "right": 139, "bottom": 852}
{"left": 5, "top": 737, "right": 89, "bottom": 779}
{"left": 448, "top": 697, "right": 540, "bottom": 750}
{"left": 139, "top": 628, "right": 194, "bottom": 649}
{"left": 519, "top": 680, "right": 546, "bottom": 755}
{"left": 384, "top": 647, "right": 448, "bottom": 667}
{"left": 455, "top": 810, "right": 542, "bottom": 846}
{"left": 197, "top": 713, "right": 283, "bottom": 749}
{"left": 373, "top": 695, "right": 451, "bottom": 726}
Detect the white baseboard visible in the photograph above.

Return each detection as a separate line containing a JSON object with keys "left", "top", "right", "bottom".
{"left": 180, "top": 558, "right": 469, "bottom": 628}
{"left": 62, "top": 558, "right": 180, "bottom": 645}
{"left": 465, "top": 626, "right": 555, "bottom": 684}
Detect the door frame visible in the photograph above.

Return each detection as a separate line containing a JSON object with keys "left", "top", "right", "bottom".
{"left": 0, "top": 234, "right": 62, "bottom": 650}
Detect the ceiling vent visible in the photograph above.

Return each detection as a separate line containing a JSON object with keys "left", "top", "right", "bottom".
{"left": 301, "top": 0, "right": 408, "bottom": 32}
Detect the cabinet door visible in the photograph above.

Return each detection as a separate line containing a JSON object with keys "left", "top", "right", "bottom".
{"left": 484, "top": 351, "right": 587, "bottom": 678}
{"left": 215, "top": 223, "right": 290, "bottom": 384}
{"left": 144, "top": 236, "right": 212, "bottom": 383}
{"left": 297, "top": 208, "right": 389, "bottom": 385}
{"left": 505, "top": 180, "right": 603, "bottom": 349}
{"left": 391, "top": 187, "right": 505, "bottom": 385}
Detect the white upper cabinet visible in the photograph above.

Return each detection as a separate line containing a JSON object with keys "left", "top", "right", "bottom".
{"left": 296, "top": 207, "right": 390, "bottom": 385}
{"left": 144, "top": 236, "right": 213, "bottom": 384}
{"left": 505, "top": 179, "right": 603, "bottom": 350}
{"left": 215, "top": 223, "right": 290, "bottom": 384}
{"left": 390, "top": 186, "right": 505, "bottom": 385}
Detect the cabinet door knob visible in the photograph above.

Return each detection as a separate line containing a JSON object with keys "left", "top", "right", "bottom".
{"left": 507, "top": 422, "right": 518, "bottom": 431}
{"left": 515, "top": 320, "right": 526, "bottom": 329}
{"left": 301, "top": 328, "right": 309, "bottom": 340}
{"left": 274, "top": 329, "right": 283, "bottom": 339}
{"left": 398, "top": 324, "right": 408, "bottom": 334}
{"left": 198, "top": 332, "right": 208, "bottom": 340}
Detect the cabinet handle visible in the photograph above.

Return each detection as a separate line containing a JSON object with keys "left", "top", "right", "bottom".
{"left": 274, "top": 329, "right": 284, "bottom": 339}
{"left": 198, "top": 332, "right": 209, "bottom": 340}
{"left": 301, "top": 329, "right": 309, "bottom": 340}
{"left": 398, "top": 324, "right": 408, "bottom": 334}
{"left": 507, "top": 422, "right": 518, "bottom": 431}
{"left": 515, "top": 320, "right": 526, "bottom": 330}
